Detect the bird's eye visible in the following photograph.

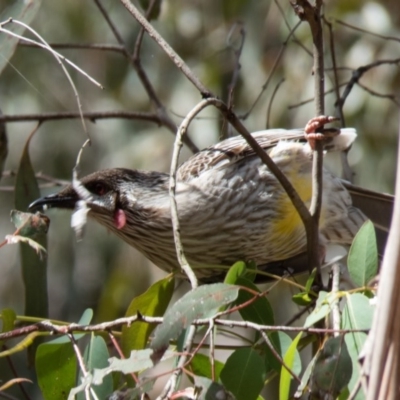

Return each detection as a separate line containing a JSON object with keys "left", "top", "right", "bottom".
{"left": 93, "top": 183, "right": 107, "bottom": 196}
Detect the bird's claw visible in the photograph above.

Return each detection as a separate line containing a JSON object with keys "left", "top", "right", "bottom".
{"left": 304, "top": 115, "right": 340, "bottom": 150}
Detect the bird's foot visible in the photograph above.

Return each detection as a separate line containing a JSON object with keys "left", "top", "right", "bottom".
{"left": 304, "top": 115, "right": 340, "bottom": 150}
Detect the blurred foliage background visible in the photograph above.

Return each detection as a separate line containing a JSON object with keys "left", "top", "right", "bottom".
{"left": 0, "top": 0, "right": 399, "bottom": 341}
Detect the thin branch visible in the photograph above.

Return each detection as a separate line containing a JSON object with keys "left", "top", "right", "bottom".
{"left": 0, "top": 315, "right": 369, "bottom": 343}
{"left": 19, "top": 41, "right": 126, "bottom": 54}
{"left": 331, "top": 263, "right": 341, "bottom": 337}
{"left": 169, "top": 102, "right": 211, "bottom": 289}
{"left": 334, "top": 18, "right": 400, "bottom": 44}
{"left": 241, "top": 20, "right": 302, "bottom": 120}
{"left": 290, "top": 0, "right": 325, "bottom": 278}
{"left": 119, "top": 0, "right": 212, "bottom": 98}
{"left": 338, "top": 58, "right": 400, "bottom": 110}
{"left": 94, "top": 0, "right": 199, "bottom": 153}
{"left": 266, "top": 77, "right": 285, "bottom": 129}
{"left": 0, "top": 110, "right": 164, "bottom": 123}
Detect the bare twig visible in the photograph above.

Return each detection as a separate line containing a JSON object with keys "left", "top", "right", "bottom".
{"left": 19, "top": 41, "right": 126, "bottom": 53}
{"left": 119, "top": 0, "right": 212, "bottom": 98}
{"left": 242, "top": 20, "right": 302, "bottom": 119}
{"left": 334, "top": 19, "right": 400, "bottom": 44}
{"left": 0, "top": 110, "right": 164, "bottom": 123}
{"left": 266, "top": 77, "right": 285, "bottom": 129}
{"left": 93, "top": 0, "right": 199, "bottom": 153}
{"left": 331, "top": 263, "right": 341, "bottom": 337}
{"left": 290, "top": 0, "right": 325, "bottom": 277}
{"left": 0, "top": 315, "right": 369, "bottom": 343}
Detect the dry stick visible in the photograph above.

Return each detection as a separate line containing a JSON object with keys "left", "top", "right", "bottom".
{"left": 357, "top": 82, "right": 400, "bottom": 106}
{"left": 156, "top": 325, "right": 197, "bottom": 400}
{"left": 365, "top": 120, "right": 400, "bottom": 399}
{"left": 290, "top": 0, "right": 325, "bottom": 278}
{"left": 273, "top": 0, "right": 313, "bottom": 57}
{"left": 266, "top": 77, "right": 285, "bottom": 129}
{"left": 0, "top": 316, "right": 368, "bottom": 342}
{"left": 169, "top": 101, "right": 214, "bottom": 289}
{"left": 338, "top": 58, "right": 400, "bottom": 110}
{"left": 242, "top": 20, "right": 302, "bottom": 120}
{"left": 2, "top": 20, "right": 92, "bottom": 139}
{"left": 120, "top": 0, "right": 211, "bottom": 98}
{"left": 331, "top": 264, "right": 341, "bottom": 337}
{"left": 0, "top": 110, "right": 163, "bottom": 123}
{"left": 325, "top": 18, "right": 354, "bottom": 182}
{"left": 288, "top": 82, "right": 348, "bottom": 109}
{"left": 92, "top": 0, "right": 198, "bottom": 153}
{"left": 334, "top": 18, "right": 400, "bottom": 44}
{"left": 20, "top": 41, "right": 126, "bottom": 53}
{"left": 226, "top": 22, "right": 246, "bottom": 110}
{"left": 68, "top": 333, "right": 99, "bottom": 400}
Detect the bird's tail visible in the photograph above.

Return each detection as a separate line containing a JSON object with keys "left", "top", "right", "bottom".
{"left": 344, "top": 182, "right": 393, "bottom": 256}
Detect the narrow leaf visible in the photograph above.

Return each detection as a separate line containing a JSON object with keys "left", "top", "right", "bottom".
{"left": 15, "top": 132, "right": 48, "bottom": 318}
{"left": 342, "top": 293, "right": 374, "bottom": 397}
{"left": 0, "top": 0, "right": 42, "bottom": 74}
{"left": 265, "top": 332, "right": 301, "bottom": 375}
{"left": 279, "top": 332, "right": 302, "bottom": 400}
{"left": 304, "top": 291, "right": 330, "bottom": 328}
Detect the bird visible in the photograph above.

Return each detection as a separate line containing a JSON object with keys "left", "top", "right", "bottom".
{"left": 29, "top": 118, "right": 393, "bottom": 281}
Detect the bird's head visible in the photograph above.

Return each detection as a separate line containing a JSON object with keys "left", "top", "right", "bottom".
{"left": 29, "top": 168, "right": 170, "bottom": 231}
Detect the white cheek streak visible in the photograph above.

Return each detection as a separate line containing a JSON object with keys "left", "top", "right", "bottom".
{"left": 71, "top": 200, "right": 90, "bottom": 240}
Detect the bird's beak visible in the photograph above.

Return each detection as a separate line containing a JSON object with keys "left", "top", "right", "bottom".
{"left": 29, "top": 191, "right": 78, "bottom": 212}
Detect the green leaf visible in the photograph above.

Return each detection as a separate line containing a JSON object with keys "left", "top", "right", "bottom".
{"left": 279, "top": 332, "right": 302, "bottom": 400}
{"left": 225, "top": 261, "right": 258, "bottom": 284}
{"left": 10, "top": 210, "right": 50, "bottom": 237}
{"left": 235, "top": 277, "right": 274, "bottom": 326}
{"left": 36, "top": 342, "right": 76, "bottom": 400}
{"left": 121, "top": 276, "right": 175, "bottom": 355}
{"left": 77, "top": 334, "right": 113, "bottom": 400}
{"left": 220, "top": 347, "right": 266, "bottom": 400}
{"left": 265, "top": 332, "right": 301, "bottom": 376}
{"left": 311, "top": 337, "right": 352, "bottom": 398}
{"left": 15, "top": 132, "right": 48, "bottom": 318}
{"left": 304, "top": 291, "right": 330, "bottom": 327}
{"left": 0, "top": 110, "right": 7, "bottom": 179}
{"left": 342, "top": 293, "right": 374, "bottom": 398}
{"left": 0, "top": 0, "right": 42, "bottom": 75}
{"left": 292, "top": 291, "right": 312, "bottom": 306}
{"left": 189, "top": 353, "right": 225, "bottom": 381}
{"left": 224, "top": 261, "right": 248, "bottom": 284}
{"left": 348, "top": 220, "right": 378, "bottom": 287}
{"left": 150, "top": 284, "right": 239, "bottom": 363}
{"left": 0, "top": 309, "right": 16, "bottom": 347}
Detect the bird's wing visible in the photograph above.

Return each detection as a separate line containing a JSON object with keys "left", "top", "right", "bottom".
{"left": 178, "top": 127, "right": 357, "bottom": 181}
{"left": 178, "top": 129, "right": 305, "bottom": 181}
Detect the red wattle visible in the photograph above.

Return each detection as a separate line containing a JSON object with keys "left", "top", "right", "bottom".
{"left": 113, "top": 208, "right": 126, "bottom": 230}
